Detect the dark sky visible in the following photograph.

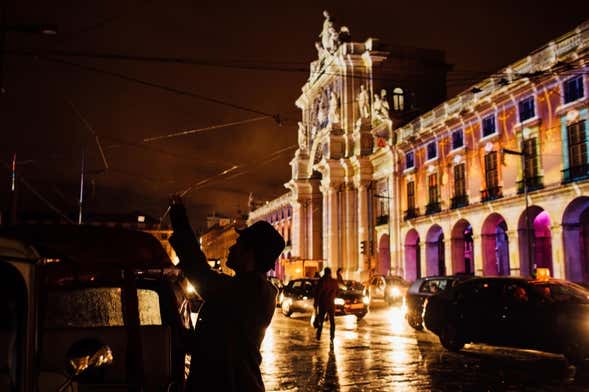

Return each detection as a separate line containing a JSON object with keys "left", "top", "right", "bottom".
{"left": 1, "top": 1, "right": 587, "bottom": 229}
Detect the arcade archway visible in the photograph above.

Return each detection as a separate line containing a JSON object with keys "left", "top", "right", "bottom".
{"left": 481, "top": 213, "right": 510, "bottom": 276}
{"left": 451, "top": 219, "right": 473, "bottom": 275}
{"left": 404, "top": 229, "right": 421, "bottom": 281}
{"left": 426, "top": 224, "right": 445, "bottom": 276}
{"left": 377, "top": 234, "right": 391, "bottom": 275}
{"left": 518, "top": 206, "right": 553, "bottom": 277}
{"left": 562, "top": 196, "right": 589, "bottom": 283}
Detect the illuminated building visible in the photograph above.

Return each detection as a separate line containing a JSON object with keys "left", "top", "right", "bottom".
{"left": 396, "top": 20, "right": 589, "bottom": 282}
{"left": 247, "top": 193, "right": 297, "bottom": 280}
{"left": 253, "top": 13, "right": 450, "bottom": 282}
{"left": 200, "top": 215, "right": 247, "bottom": 275}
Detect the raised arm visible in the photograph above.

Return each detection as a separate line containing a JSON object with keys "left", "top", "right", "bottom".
{"left": 168, "top": 195, "right": 231, "bottom": 298}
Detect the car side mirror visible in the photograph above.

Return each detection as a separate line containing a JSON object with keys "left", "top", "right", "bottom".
{"left": 59, "top": 339, "right": 114, "bottom": 391}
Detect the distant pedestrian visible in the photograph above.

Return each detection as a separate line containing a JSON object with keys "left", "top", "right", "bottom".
{"left": 168, "top": 195, "right": 285, "bottom": 391}
{"left": 314, "top": 267, "right": 339, "bottom": 342}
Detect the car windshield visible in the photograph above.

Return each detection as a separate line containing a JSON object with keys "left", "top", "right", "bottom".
{"left": 45, "top": 287, "right": 162, "bottom": 328}
{"left": 531, "top": 281, "right": 589, "bottom": 304}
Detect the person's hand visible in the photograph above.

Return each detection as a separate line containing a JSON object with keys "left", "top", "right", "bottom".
{"left": 169, "top": 194, "right": 191, "bottom": 231}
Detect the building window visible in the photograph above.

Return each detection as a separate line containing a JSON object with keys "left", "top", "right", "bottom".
{"left": 407, "top": 181, "right": 415, "bottom": 209}
{"left": 426, "top": 141, "right": 437, "bottom": 161}
{"left": 404, "top": 180, "right": 418, "bottom": 220}
{"left": 482, "top": 115, "right": 496, "bottom": 138}
{"left": 451, "top": 163, "right": 468, "bottom": 209}
{"left": 426, "top": 174, "right": 440, "bottom": 214}
{"left": 482, "top": 151, "right": 502, "bottom": 201}
{"left": 564, "top": 76, "right": 585, "bottom": 104}
{"left": 451, "top": 129, "right": 464, "bottom": 150}
{"left": 393, "top": 87, "right": 404, "bottom": 111}
{"left": 519, "top": 137, "right": 543, "bottom": 192}
{"left": 518, "top": 96, "right": 535, "bottom": 122}
{"left": 428, "top": 174, "right": 438, "bottom": 204}
{"left": 405, "top": 151, "right": 415, "bottom": 170}
{"left": 565, "top": 120, "right": 588, "bottom": 181}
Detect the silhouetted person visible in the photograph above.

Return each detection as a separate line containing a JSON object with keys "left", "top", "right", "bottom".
{"left": 314, "top": 267, "right": 339, "bottom": 342}
{"left": 168, "top": 196, "right": 285, "bottom": 391}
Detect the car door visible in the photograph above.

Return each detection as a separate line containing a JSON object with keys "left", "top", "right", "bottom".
{"left": 495, "top": 281, "right": 537, "bottom": 348}
{"left": 453, "top": 280, "right": 503, "bottom": 343}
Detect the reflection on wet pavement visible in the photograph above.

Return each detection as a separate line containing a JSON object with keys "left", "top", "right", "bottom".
{"left": 261, "top": 305, "right": 589, "bottom": 391}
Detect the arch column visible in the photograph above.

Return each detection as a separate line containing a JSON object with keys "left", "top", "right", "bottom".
{"left": 473, "top": 233, "right": 483, "bottom": 275}
{"left": 444, "top": 236, "right": 453, "bottom": 275}
{"left": 343, "top": 183, "right": 358, "bottom": 273}
{"left": 550, "top": 224, "right": 564, "bottom": 279}
{"left": 321, "top": 184, "right": 342, "bottom": 270}
{"left": 506, "top": 229, "right": 520, "bottom": 276}
{"left": 357, "top": 182, "right": 370, "bottom": 274}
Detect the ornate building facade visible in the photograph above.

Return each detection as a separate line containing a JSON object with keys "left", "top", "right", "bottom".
{"left": 251, "top": 15, "right": 589, "bottom": 284}
{"left": 396, "top": 21, "right": 589, "bottom": 283}
{"left": 251, "top": 13, "right": 449, "bottom": 281}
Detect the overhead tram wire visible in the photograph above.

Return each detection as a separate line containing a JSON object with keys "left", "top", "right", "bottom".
{"left": 143, "top": 115, "right": 270, "bottom": 143}
{"left": 0, "top": 161, "right": 76, "bottom": 224}
{"left": 9, "top": 49, "right": 536, "bottom": 90}
{"left": 36, "top": 55, "right": 280, "bottom": 120}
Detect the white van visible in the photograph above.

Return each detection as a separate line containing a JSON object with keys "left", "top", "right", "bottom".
{"left": 0, "top": 224, "right": 201, "bottom": 391}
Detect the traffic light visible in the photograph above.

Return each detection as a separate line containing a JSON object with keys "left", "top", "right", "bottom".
{"left": 360, "top": 240, "right": 367, "bottom": 255}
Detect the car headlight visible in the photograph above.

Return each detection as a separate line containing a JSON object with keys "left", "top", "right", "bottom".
{"left": 334, "top": 298, "right": 345, "bottom": 305}
{"left": 389, "top": 287, "right": 401, "bottom": 298}
{"left": 363, "top": 296, "right": 370, "bottom": 305}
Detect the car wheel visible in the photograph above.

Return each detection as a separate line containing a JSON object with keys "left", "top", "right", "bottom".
{"left": 282, "top": 301, "right": 292, "bottom": 317}
{"left": 439, "top": 323, "right": 464, "bottom": 352}
{"left": 407, "top": 313, "right": 423, "bottom": 331}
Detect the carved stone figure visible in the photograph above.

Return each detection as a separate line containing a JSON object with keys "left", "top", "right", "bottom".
{"left": 357, "top": 84, "right": 370, "bottom": 118}
{"left": 328, "top": 91, "right": 340, "bottom": 124}
{"left": 372, "top": 89, "right": 391, "bottom": 125}
{"left": 319, "top": 10, "right": 339, "bottom": 54}
{"left": 372, "top": 93, "right": 382, "bottom": 119}
{"left": 298, "top": 121, "right": 308, "bottom": 150}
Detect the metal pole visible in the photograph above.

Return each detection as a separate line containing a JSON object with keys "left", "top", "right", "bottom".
{"left": 78, "top": 149, "right": 85, "bottom": 225}
{"left": 521, "top": 138, "right": 534, "bottom": 277}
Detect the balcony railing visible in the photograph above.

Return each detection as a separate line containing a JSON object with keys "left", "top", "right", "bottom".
{"left": 450, "top": 194, "right": 469, "bottom": 209}
{"left": 480, "top": 186, "right": 503, "bottom": 202}
{"left": 425, "top": 201, "right": 441, "bottom": 215}
{"left": 403, "top": 207, "right": 419, "bottom": 221}
{"left": 516, "top": 175, "right": 544, "bottom": 194}
{"left": 376, "top": 214, "right": 389, "bottom": 225}
{"left": 562, "top": 164, "right": 589, "bottom": 184}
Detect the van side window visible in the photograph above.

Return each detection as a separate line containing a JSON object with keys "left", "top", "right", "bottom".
{"left": 138, "top": 289, "right": 163, "bottom": 326}
{"left": 45, "top": 288, "right": 124, "bottom": 328}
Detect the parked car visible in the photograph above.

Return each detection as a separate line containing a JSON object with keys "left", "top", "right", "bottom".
{"left": 0, "top": 224, "right": 202, "bottom": 391}
{"left": 423, "top": 276, "right": 589, "bottom": 365}
{"left": 367, "top": 274, "right": 410, "bottom": 305}
{"left": 405, "top": 274, "right": 473, "bottom": 330}
{"left": 281, "top": 278, "right": 369, "bottom": 320}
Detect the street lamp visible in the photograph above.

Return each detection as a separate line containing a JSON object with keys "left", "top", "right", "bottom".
{"left": 502, "top": 139, "right": 534, "bottom": 277}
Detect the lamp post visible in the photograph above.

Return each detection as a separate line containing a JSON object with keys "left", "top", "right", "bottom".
{"left": 502, "top": 140, "right": 534, "bottom": 277}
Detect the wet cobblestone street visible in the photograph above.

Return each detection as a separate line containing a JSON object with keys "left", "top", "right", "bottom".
{"left": 261, "top": 304, "right": 589, "bottom": 391}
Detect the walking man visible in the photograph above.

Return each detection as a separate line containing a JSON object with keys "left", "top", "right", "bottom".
{"left": 314, "top": 267, "right": 339, "bottom": 342}
{"left": 168, "top": 195, "right": 285, "bottom": 391}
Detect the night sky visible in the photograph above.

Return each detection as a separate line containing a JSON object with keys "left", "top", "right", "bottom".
{"left": 1, "top": 1, "right": 587, "bottom": 229}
